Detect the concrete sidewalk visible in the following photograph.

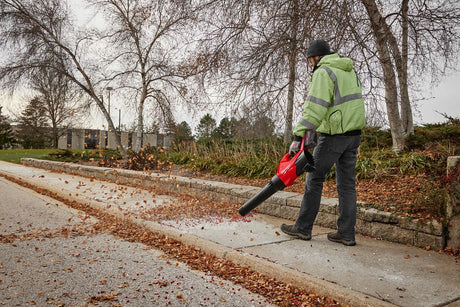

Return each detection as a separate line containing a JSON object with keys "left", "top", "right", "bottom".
{"left": 0, "top": 160, "right": 458, "bottom": 307}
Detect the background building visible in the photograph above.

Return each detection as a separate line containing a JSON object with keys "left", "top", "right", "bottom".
{"left": 57, "top": 129, "right": 172, "bottom": 150}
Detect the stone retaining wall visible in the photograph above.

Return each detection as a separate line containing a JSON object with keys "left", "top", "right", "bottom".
{"left": 21, "top": 158, "right": 446, "bottom": 250}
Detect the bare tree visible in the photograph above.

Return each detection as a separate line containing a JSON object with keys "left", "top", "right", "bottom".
{"left": 0, "top": 0, "right": 124, "bottom": 151}
{"left": 91, "top": 0, "right": 210, "bottom": 151}
{"left": 337, "top": 0, "right": 460, "bottom": 152}
{"left": 357, "top": 0, "right": 408, "bottom": 151}
{"left": 198, "top": 0, "right": 334, "bottom": 143}
{"left": 31, "top": 66, "right": 81, "bottom": 148}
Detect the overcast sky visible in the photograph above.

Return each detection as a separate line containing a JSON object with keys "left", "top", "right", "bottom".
{"left": 416, "top": 70, "right": 460, "bottom": 124}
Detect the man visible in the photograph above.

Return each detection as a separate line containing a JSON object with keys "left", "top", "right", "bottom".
{"left": 280, "top": 39, "right": 366, "bottom": 246}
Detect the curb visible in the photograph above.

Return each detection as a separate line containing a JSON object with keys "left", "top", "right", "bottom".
{"left": 21, "top": 158, "right": 445, "bottom": 250}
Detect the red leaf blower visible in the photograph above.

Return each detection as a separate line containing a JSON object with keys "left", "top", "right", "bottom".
{"left": 238, "top": 137, "right": 315, "bottom": 216}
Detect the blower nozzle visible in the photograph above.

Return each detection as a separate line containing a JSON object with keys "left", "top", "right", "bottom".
{"left": 238, "top": 147, "right": 314, "bottom": 216}
{"left": 238, "top": 175, "right": 286, "bottom": 216}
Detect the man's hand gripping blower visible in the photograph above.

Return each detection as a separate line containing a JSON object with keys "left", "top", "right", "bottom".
{"left": 238, "top": 136, "right": 315, "bottom": 216}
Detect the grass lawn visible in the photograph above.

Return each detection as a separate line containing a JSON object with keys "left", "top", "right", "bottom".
{"left": 0, "top": 149, "right": 60, "bottom": 163}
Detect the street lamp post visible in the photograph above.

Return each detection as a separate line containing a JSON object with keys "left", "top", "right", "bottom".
{"left": 113, "top": 107, "right": 122, "bottom": 134}
{"left": 118, "top": 108, "right": 121, "bottom": 133}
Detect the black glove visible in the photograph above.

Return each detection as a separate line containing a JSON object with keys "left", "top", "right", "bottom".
{"left": 289, "top": 131, "right": 317, "bottom": 155}
{"left": 289, "top": 135, "right": 303, "bottom": 156}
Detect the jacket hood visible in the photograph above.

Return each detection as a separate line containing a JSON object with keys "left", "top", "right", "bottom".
{"left": 318, "top": 53, "right": 354, "bottom": 72}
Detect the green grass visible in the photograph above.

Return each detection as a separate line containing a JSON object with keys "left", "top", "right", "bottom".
{"left": 0, "top": 149, "right": 61, "bottom": 163}
{"left": 0, "top": 148, "right": 122, "bottom": 164}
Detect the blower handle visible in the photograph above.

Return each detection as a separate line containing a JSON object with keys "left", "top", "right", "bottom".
{"left": 289, "top": 134, "right": 306, "bottom": 159}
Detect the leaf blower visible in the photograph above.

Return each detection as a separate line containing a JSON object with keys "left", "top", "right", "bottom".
{"left": 238, "top": 136, "right": 315, "bottom": 216}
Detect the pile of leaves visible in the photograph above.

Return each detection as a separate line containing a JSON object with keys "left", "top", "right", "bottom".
{"left": 140, "top": 192, "right": 240, "bottom": 223}
{"left": 123, "top": 147, "right": 172, "bottom": 171}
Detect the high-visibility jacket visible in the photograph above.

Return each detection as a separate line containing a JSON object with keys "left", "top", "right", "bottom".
{"left": 293, "top": 53, "right": 366, "bottom": 137}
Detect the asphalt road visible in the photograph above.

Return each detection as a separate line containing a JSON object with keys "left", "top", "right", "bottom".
{"left": 0, "top": 177, "right": 271, "bottom": 306}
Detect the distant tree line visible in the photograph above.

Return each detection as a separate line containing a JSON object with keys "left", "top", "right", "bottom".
{"left": 0, "top": 108, "right": 16, "bottom": 149}
{"left": 169, "top": 112, "right": 276, "bottom": 146}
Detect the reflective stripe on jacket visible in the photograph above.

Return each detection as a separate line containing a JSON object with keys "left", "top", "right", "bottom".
{"left": 293, "top": 53, "right": 366, "bottom": 137}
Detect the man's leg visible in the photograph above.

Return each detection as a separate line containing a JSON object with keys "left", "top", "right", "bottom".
{"left": 294, "top": 136, "right": 339, "bottom": 234}
{"left": 334, "top": 136, "right": 360, "bottom": 241}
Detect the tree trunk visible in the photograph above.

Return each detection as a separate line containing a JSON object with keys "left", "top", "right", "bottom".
{"left": 52, "top": 123, "right": 58, "bottom": 149}
{"left": 285, "top": 61, "right": 295, "bottom": 143}
{"left": 284, "top": 0, "right": 299, "bottom": 144}
{"left": 362, "top": 0, "right": 405, "bottom": 152}
{"left": 380, "top": 0, "right": 413, "bottom": 136}
{"left": 135, "top": 102, "right": 144, "bottom": 152}
{"left": 399, "top": 0, "right": 413, "bottom": 135}
{"left": 135, "top": 86, "right": 148, "bottom": 152}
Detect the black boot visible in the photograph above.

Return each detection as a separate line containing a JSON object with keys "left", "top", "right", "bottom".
{"left": 327, "top": 232, "right": 356, "bottom": 246}
{"left": 280, "top": 224, "right": 311, "bottom": 240}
